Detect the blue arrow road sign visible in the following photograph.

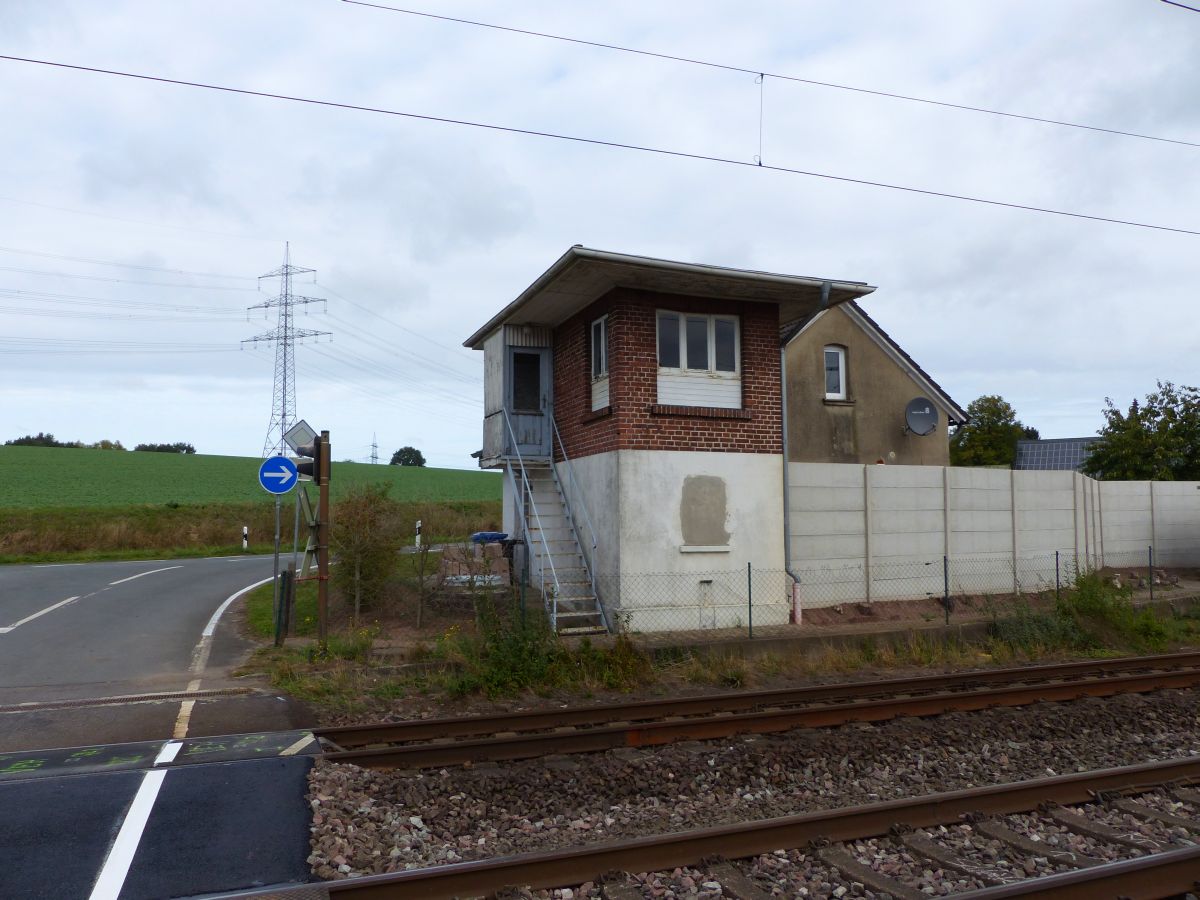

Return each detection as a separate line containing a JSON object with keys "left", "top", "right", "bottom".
{"left": 258, "top": 456, "right": 298, "bottom": 495}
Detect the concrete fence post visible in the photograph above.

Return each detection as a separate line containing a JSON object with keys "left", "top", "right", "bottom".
{"left": 1010, "top": 469, "right": 1019, "bottom": 595}
{"left": 863, "top": 465, "right": 873, "bottom": 604}
{"left": 746, "top": 562, "right": 753, "bottom": 639}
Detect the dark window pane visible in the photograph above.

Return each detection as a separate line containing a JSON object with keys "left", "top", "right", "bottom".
{"left": 714, "top": 319, "right": 736, "bottom": 372}
{"left": 824, "top": 349, "right": 842, "bottom": 395}
{"left": 512, "top": 351, "right": 541, "bottom": 410}
{"left": 657, "top": 313, "right": 680, "bottom": 368}
{"left": 591, "top": 319, "right": 606, "bottom": 378}
{"left": 686, "top": 317, "right": 708, "bottom": 370}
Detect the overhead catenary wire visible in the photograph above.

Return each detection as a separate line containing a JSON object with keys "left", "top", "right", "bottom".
{"left": 2, "top": 54, "right": 1197, "bottom": 237}
{"left": 343, "top": 0, "right": 1200, "bottom": 151}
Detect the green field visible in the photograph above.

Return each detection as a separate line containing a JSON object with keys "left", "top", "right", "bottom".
{"left": 0, "top": 445, "right": 500, "bottom": 509}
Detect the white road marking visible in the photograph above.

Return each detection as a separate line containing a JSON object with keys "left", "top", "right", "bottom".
{"left": 0, "top": 595, "right": 81, "bottom": 633}
{"left": 278, "top": 734, "right": 314, "bottom": 756}
{"left": 108, "top": 565, "right": 183, "bottom": 586}
{"left": 154, "top": 740, "right": 183, "bottom": 765}
{"left": 87, "top": 768, "right": 169, "bottom": 900}
{"left": 173, "top": 574, "right": 274, "bottom": 739}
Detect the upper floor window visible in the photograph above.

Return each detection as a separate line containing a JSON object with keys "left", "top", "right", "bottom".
{"left": 824, "top": 345, "right": 847, "bottom": 399}
{"left": 657, "top": 312, "right": 739, "bottom": 374}
{"left": 591, "top": 316, "right": 608, "bottom": 379}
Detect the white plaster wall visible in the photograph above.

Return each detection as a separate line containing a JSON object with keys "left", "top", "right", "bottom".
{"left": 559, "top": 450, "right": 621, "bottom": 614}
{"left": 1152, "top": 483, "right": 1200, "bottom": 565}
{"left": 617, "top": 450, "right": 787, "bottom": 631}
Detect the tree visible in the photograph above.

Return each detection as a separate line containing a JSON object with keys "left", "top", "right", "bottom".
{"left": 1082, "top": 381, "right": 1200, "bottom": 481}
{"left": 134, "top": 442, "right": 197, "bottom": 454}
{"left": 390, "top": 446, "right": 426, "bottom": 467}
{"left": 950, "top": 394, "right": 1038, "bottom": 467}
{"left": 330, "top": 484, "right": 406, "bottom": 625}
{"left": 5, "top": 433, "right": 63, "bottom": 447}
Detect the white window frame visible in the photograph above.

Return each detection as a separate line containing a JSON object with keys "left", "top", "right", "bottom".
{"left": 656, "top": 311, "right": 740, "bottom": 376}
{"left": 591, "top": 316, "right": 608, "bottom": 380}
{"left": 824, "top": 345, "right": 847, "bottom": 400}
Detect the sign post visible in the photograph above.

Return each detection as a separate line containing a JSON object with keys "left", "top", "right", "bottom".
{"left": 258, "top": 455, "right": 298, "bottom": 646}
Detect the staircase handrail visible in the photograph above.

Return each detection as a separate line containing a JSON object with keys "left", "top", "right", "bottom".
{"left": 502, "top": 408, "right": 561, "bottom": 629}
{"left": 551, "top": 416, "right": 607, "bottom": 632}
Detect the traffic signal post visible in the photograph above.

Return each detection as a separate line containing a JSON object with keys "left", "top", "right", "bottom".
{"left": 294, "top": 430, "right": 332, "bottom": 648}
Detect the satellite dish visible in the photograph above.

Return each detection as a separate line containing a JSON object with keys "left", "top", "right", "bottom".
{"left": 904, "top": 398, "right": 938, "bottom": 436}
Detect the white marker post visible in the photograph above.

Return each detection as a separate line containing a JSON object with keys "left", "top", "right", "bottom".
{"left": 415, "top": 519, "right": 422, "bottom": 549}
{"left": 242, "top": 525, "right": 249, "bottom": 551}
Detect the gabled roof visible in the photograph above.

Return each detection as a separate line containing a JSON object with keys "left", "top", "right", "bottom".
{"left": 783, "top": 300, "right": 968, "bottom": 425}
{"left": 464, "top": 245, "right": 876, "bottom": 349}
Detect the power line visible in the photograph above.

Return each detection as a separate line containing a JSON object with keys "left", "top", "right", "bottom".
{"left": 2, "top": 54, "right": 1197, "bottom": 237}
{"left": 344, "top": 0, "right": 1200, "bottom": 151}
{"left": 0, "top": 243, "right": 255, "bottom": 280}
{"left": 0, "top": 263, "right": 258, "bottom": 291}
{"left": 0, "top": 285, "right": 245, "bottom": 313}
{"left": 324, "top": 312, "right": 480, "bottom": 385}
{"left": 0, "top": 194, "right": 276, "bottom": 242}
{"left": 1161, "top": 0, "right": 1200, "bottom": 11}
{"left": 316, "top": 281, "right": 479, "bottom": 362}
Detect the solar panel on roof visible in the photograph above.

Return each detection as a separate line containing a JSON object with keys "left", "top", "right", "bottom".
{"left": 1013, "top": 438, "right": 1100, "bottom": 471}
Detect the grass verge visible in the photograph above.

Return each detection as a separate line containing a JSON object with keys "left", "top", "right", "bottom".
{"left": 241, "top": 571, "right": 1200, "bottom": 716}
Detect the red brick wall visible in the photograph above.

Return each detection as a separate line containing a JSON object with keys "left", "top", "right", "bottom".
{"left": 554, "top": 288, "right": 782, "bottom": 460}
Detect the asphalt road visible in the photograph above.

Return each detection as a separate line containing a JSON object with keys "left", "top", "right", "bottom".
{"left": 0, "top": 555, "right": 320, "bottom": 897}
{"left": 0, "top": 555, "right": 316, "bottom": 748}
{"left": 0, "top": 556, "right": 273, "bottom": 701}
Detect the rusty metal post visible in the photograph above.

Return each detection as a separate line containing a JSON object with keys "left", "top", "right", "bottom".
{"left": 1149, "top": 545, "right": 1154, "bottom": 604}
{"left": 317, "top": 430, "right": 331, "bottom": 649}
{"left": 943, "top": 555, "right": 950, "bottom": 627}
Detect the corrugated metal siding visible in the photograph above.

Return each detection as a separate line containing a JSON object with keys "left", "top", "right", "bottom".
{"left": 483, "top": 330, "right": 504, "bottom": 416}
{"left": 504, "top": 324, "right": 552, "bottom": 347}
{"left": 657, "top": 373, "right": 742, "bottom": 409}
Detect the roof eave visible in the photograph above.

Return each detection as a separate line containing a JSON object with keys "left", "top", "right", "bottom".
{"left": 464, "top": 246, "right": 877, "bottom": 350}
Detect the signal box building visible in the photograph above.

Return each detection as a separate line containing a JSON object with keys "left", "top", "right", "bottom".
{"left": 466, "top": 246, "right": 961, "bottom": 634}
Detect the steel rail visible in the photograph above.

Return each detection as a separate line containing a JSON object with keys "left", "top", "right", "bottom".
{"left": 953, "top": 844, "right": 1200, "bottom": 898}
{"left": 316, "top": 650, "right": 1200, "bottom": 749}
{"left": 324, "top": 665, "right": 1200, "bottom": 768}
{"left": 228, "top": 756, "right": 1200, "bottom": 899}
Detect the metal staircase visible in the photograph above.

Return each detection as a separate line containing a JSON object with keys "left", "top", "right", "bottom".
{"left": 521, "top": 461, "right": 606, "bottom": 635}
{"left": 501, "top": 410, "right": 607, "bottom": 635}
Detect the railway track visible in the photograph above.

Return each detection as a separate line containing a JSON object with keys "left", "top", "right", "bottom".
{"left": 316, "top": 651, "right": 1200, "bottom": 769}
{"left": 231, "top": 755, "right": 1200, "bottom": 899}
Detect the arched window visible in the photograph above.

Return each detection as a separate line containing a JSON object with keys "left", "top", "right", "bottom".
{"left": 824, "top": 345, "right": 847, "bottom": 400}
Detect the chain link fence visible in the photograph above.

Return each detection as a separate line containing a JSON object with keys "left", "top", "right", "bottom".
{"left": 595, "top": 545, "right": 1184, "bottom": 636}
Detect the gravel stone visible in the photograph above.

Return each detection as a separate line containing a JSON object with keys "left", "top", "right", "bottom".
{"left": 307, "top": 688, "right": 1200, "bottom": 887}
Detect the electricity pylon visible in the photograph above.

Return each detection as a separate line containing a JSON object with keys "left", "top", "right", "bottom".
{"left": 243, "top": 243, "right": 330, "bottom": 458}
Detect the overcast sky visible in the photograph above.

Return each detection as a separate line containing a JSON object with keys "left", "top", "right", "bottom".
{"left": 2, "top": 0, "right": 1198, "bottom": 468}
